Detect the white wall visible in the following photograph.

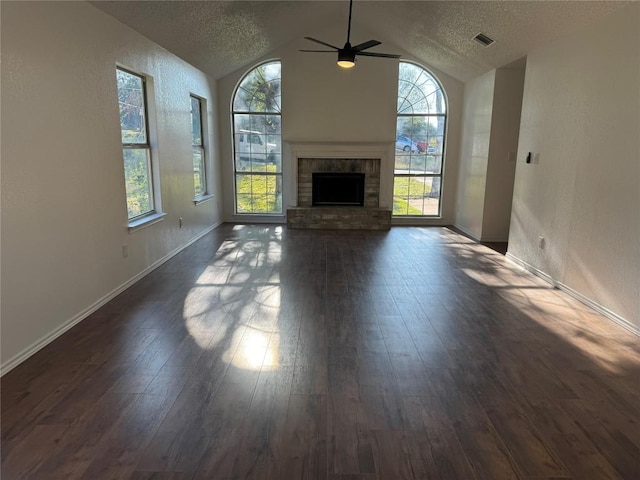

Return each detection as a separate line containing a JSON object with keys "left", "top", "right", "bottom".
{"left": 508, "top": 3, "right": 640, "bottom": 331}
{"left": 482, "top": 64, "right": 526, "bottom": 241}
{"left": 455, "top": 70, "right": 496, "bottom": 239}
{"left": 217, "top": 22, "right": 463, "bottom": 224}
{"left": 1, "top": 1, "right": 222, "bottom": 370}
{"left": 455, "top": 64, "right": 525, "bottom": 242}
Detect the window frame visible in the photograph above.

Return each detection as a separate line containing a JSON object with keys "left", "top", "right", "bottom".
{"left": 393, "top": 61, "right": 448, "bottom": 219}
{"left": 231, "top": 60, "right": 283, "bottom": 216}
{"left": 116, "top": 66, "right": 165, "bottom": 230}
{"left": 190, "top": 94, "right": 211, "bottom": 203}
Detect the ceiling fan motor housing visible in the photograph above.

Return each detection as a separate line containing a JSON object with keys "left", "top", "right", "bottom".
{"left": 338, "top": 46, "right": 356, "bottom": 64}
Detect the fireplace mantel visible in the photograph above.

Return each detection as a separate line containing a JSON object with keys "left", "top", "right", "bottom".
{"left": 286, "top": 141, "right": 393, "bottom": 208}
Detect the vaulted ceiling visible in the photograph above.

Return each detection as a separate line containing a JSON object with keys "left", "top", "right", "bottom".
{"left": 91, "top": 1, "right": 628, "bottom": 82}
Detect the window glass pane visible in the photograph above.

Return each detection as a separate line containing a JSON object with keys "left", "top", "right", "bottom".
{"left": 264, "top": 114, "right": 282, "bottom": 134}
{"left": 117, "top": 69, "right": 147, "bottom": 144}
{"left": 233, "top": 62, "right": 281, "bottom": 113}
{"left": 123, "top": 148, "right": 153, "bottom": 218}
{"left": 191, "top": 96, "right": 202, "bottom": 146}
{"left": 235, "top": 174, "right": 282, "bottom": 214}
{"left": 193, "top": 147, "right": 205, "bottom": 196}
{"left": 191, "top": 95, "right": 207, "bottom": 197}
{"left": 266, "top": 153, "right": 282, "bottom": 171}
{"left": 393, "top": 176, "right": 440, "bottom": 216}
{"left": 397, "top": 63, "right": 446, "bottom": 115}
{"left": 234, "top": 115, "right": 281, "bottom": 172}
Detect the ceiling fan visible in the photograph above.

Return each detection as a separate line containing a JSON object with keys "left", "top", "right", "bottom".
{"left": 300, "top": 0, "right": 401, "bottom": 69}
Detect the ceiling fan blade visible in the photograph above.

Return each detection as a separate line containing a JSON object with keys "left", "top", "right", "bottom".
{"left": 304, "top": 37, "right": 339, "bottom": 50}
{"left": 299, "top": 50, "right": 336, "bottom": 53}
{"left": 357, "top": 51, "right": 401, "bottom": 59}
{"left": 352, "top": 40, "right": 381, "bottom": 52}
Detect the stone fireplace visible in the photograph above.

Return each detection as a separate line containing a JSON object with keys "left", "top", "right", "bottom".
{"left": 286, "top": 142, "right": 392, "bottom": 230}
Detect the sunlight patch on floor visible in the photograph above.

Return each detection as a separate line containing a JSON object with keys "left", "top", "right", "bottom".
{"left": 222, "top": 325, "right": 278, "bottom": 372}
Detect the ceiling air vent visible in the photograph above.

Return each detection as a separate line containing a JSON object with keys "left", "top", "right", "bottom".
{"left": 473, "top": 33, "right": 495, "bottom": 47}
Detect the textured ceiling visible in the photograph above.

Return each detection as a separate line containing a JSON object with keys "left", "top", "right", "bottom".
{"left": 91, "top": 1, "right": 629, "bottom": 82}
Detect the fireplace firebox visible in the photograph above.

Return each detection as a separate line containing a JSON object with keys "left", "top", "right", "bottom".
{"left": 312, "top": 172, "right": 365, "bottom": 206}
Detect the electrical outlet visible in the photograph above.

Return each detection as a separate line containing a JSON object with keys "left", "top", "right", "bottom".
{"left": 179, "top": 217, "right": 183, "bottom": 229}
{"left": 538, "top": 236, "right": 545, "bottom": 249}
{"left": 534, "top": 153, "right": 540, "bottom": 164}
{"left": 122, "top": 244, "right": 128, "bottom": 258}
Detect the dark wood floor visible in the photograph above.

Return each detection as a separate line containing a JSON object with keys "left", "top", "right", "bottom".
{"left": 2, "top": 225, "right": 639, "bottom": 479}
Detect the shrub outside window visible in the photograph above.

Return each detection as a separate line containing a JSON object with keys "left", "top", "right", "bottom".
{"left": 117, "top": 68, "right": 154, "bottom": 220}
{"left": 394, "top": 62, "right": 447, "bottom": 217}
{"left": 232, "top": 61, "right": 282, "bottom": 214}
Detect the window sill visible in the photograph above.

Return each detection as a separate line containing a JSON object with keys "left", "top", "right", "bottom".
{"left": 128, "top": 212, "right": 167, "bottom": 233}
{"left": 194, "top": 194, "right": 214, "bottom": 206}
{"left": 235, "top": 213, "right": 285, "bottom": 217}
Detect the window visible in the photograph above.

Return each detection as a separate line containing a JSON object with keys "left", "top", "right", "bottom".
{"left": 190, "top": 95, "right": 207, "bottom": 199}
{"left": 232, "top": 61, "right": 282, "bottom": 214}
{"left": 117, "top": 67, "right": 155, "bottom": 220}
{"left": 394, "top": 62, "right": 447, "bottom": 216}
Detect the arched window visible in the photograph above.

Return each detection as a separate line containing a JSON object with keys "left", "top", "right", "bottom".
{"left": 394, "top": 62, "right": 447, "bottom": 216}
{"left": 232, "top": 61, "right": 282, "bottom": 214}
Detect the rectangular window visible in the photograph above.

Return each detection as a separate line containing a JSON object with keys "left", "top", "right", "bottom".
{"left": 190, "top": 95, "right": 207, "bottom": 198}
{"left": 117, "top": 67, "right": 154, "bottom": 220}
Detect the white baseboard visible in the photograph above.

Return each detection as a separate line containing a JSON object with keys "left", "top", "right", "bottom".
{"left": 479, "top": 235, "right": 509, "bottom": 243}
{"left": 505, "top": 253, "right": 640, "bottom": 337}
{"left": 226, "top": 215, "right": 286, "bottom": 224}
{"left": 391, "top": 218, "right": 450, "bottom": 227}
{"left": 1, "top": 222, "right": 221, "bottom": 376}
{"left": 449, "top": 224, "right": 481, "bottom": 241}
{"left": 450, "top": 224, "right": 508, "bottom": 243}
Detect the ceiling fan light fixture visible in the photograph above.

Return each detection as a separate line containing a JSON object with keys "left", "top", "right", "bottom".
{"left": 337, "top": 59, "right": 356, "bottom": 68}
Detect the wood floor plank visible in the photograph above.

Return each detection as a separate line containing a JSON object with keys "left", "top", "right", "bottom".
{"left": 80, "top": 373, "right": 192, "bottom": 479}
{"left": 1, "top": 424, "right": 69, "bottom": 479}
{"left": 452, "top": 367, "right": 570, "bottom": 478}
{"left": 2, "top": 225, "right": 638, "bottom": 479}
{"left": 559, "top": 399, "right": 640, "bottom": 479}
{"left": 129, "top": 472, "right": 196, "bottom": 480}
{"left": 328, "top": 393, "right": 361, "bottom": 475}
{"left": 530, "top": 400, "right": 625, "bottom": 480}
{"left": 277, "top": 393, "right": 328, "bottom": 479}
{"left": 402, "top": 395, "right": 479, "bottom": 480}
{"left": 29, "top": 392, "right": 138, "bottom": 479}
{"left": 426, "top": 368, "right": 525, "bottom": 480}
{"left": 369, "top": 430, "right": 431, "bottom": 480}
{"left": 227, "top": 366, "right": 295, "bottom": 479}
{"left": 1, "top": 363, "right": 95, "bottom": 448}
